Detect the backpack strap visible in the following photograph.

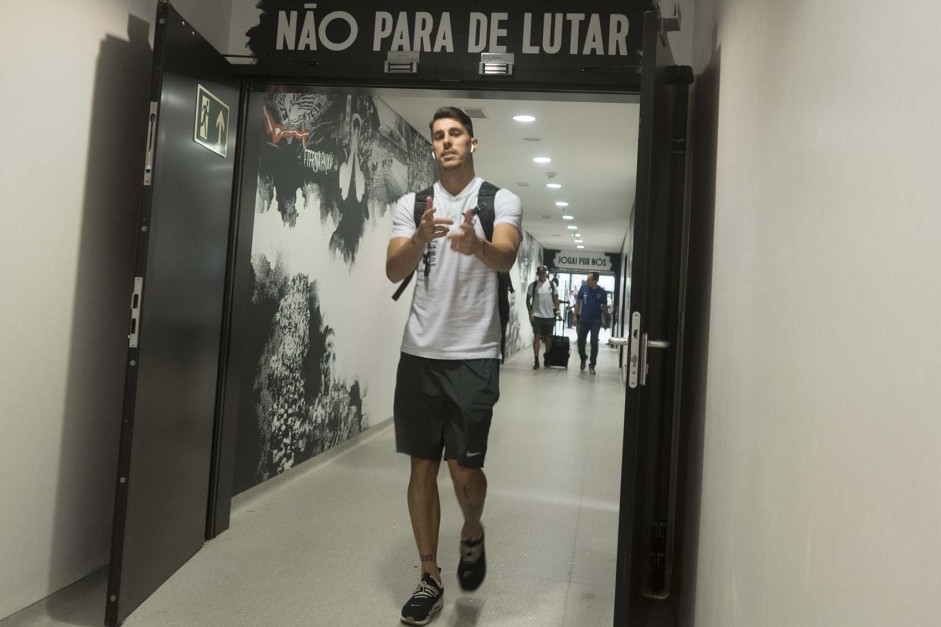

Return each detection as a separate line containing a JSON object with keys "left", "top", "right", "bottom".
{"left": 391, "top": 186, "right": 435, "bottom": 302}
{"left": 473, "top": 181, "right": 499, "bottom": 241}
{"left": 474, "top": 182, "right": 515, "bottom": 362}
{"left": 528, "top": 280, "right": 539, "bottom": 298}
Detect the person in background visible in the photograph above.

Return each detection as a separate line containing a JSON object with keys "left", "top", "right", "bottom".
{"left": 574, "top": 272, "right": 610, "bottom": 375}
{"left": 526, "top": 265, "right": 559, "bottom": 369}
{"left": 567, "top": 289, "right": 578, "bottom": 328}
{"left": 386, "top": 106, "right": 522, "bottom": 625}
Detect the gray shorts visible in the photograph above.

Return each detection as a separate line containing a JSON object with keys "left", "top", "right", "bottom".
{"left": 394, "top": 352, "right": 500, "bottom": 468}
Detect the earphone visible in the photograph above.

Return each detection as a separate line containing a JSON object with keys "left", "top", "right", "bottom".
{"left": 471, "top": 145, "right": 476, "bottom": 153}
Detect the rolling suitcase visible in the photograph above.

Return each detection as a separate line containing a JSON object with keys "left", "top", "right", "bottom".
{"left": 546, "top": 335, "right": 570, "bottom": 368}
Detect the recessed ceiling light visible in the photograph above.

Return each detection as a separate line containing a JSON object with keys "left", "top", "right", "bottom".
{"left": 555, "top": 201, "right": 569, "bottom": 207}
{"left": 562, "top": 215, "right": 574, "bottom": 220}
{"left": 513, "top": 115, "right": 536, "bottom": 122}
{"left": 574, "top": 239, "right": 583, "bottom": 243}
{"left": 522, "top": 137, "right": 542, "bottom": 142}
{"left": 546, "top": 183, "right": 562, "bottom": 189}
{"left": 533, "top": 157, "right": 551, "bottom": 164}
{"left": 577, "top": 245, "right": 585, "bottom": 249}
{"left": 567, "top": 225, "right": 578, "bottom": 230}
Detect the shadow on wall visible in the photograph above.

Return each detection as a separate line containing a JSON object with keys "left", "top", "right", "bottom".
{"left": 677, "top": 39, "right": 721, "bottom": 627}
{"left": 50, "top": 15, "right": 153, "bottom": 625}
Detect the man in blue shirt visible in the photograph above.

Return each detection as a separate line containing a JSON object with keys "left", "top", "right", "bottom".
{"left": 574, "top": 272, "right": 610, "bottom": 375}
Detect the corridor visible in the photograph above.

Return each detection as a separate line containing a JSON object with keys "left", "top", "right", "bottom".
{"left": 3, "top": 341, "right": 626, "bottom": 627}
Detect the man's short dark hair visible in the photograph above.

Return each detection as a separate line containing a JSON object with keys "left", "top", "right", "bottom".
{"left": 429, "top": 106, "right": 474, "bottom": 137}
{"left": 587, "top": 272, "right": 599, "bottom": 281}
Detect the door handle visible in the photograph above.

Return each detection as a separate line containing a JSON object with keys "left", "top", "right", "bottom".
{"left": 630, "top": 310, "right": 672, "bottom": 388}
{"left": 640, "top": 333, "right": 671, "bottom": 386}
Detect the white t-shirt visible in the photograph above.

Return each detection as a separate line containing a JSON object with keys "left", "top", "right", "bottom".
{"left": 528, "top": 279, "right": 556, "bottom": 318}
{"left": 391, "top": 177, "right": 523, "bottom": 360}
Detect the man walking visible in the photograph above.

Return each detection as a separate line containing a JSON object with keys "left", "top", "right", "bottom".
{"left": 567, "top": 289, "right": 578, "bottom": 328}
{"left": 526, "top": 265, "right": 559, "bottom": 369}
{"left": 386, "top": 107, "right": 522, "bottom": 625}
{"left": 574, "top": 272, "right": 610, "bottom": 375}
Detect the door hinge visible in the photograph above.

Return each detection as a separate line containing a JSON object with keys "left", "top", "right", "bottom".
{"left": 657, "top": 2, "right": 682, "bottom": 45}
{"left": 128, "top": 277, "right": 143, "bottom": 348}
{"left": 143, "top": 101, "right": 158, "bottom": 186}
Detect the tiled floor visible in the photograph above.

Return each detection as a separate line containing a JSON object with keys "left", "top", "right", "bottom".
{"left": 3, "top": 338, "right": 625, "bottom": 626}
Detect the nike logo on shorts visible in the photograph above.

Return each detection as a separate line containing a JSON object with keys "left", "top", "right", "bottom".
{"left": 466, "top": 451, "right": 483, "bottom": 457}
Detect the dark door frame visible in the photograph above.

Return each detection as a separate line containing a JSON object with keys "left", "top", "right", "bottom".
{"left": 614, "top": 11, "right": 693, "bottom": 626}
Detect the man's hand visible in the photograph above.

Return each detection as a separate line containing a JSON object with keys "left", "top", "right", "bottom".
{"left": 447, "top": 209, "right": 483, "bottom": 255}
{"left": 386, "top": 197, "right": 453, "bottom": 282}
{"left": 413, "top": 197, "right": 453, "bottom": 246}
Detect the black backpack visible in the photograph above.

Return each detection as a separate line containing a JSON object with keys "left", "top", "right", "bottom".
{"left": 527, "top": 279, "right": 557, "bottom": 300}
{"left": 392, "top": 181, "right": 514, "bottom": 361}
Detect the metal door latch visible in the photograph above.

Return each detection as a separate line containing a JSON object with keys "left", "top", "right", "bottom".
{"left": 658, "top": 1, "right": 682, "bottom": 43}
{"left": 144, "top": 102, "right": 158, "bottom": 185}
{"left": 629, "top": 312, "right": 671, "bottom": 388}
{"left": 128, "top": 277, "right": 143, "bottom": 348}
{"left": 385, "top": 51, "right": 419, "bottom": 74}
{"left": 629, "top": 312, "right": 642, "bottom": 388}
{"left": 479, "top": 52, "right": 514, "bottom": 76}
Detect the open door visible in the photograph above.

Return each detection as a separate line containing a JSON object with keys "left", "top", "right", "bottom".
{"left": 105, "top": 2, "right": 239, "bottom": 624}
{"left": 614, "top": 10, "right": 693, "bottom": 626}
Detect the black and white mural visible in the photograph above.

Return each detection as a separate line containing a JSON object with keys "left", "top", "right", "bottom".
{"left": 255, "top": 92, "right": 435, "bottom": 256}
{"left": 233, "top": 88, "right": 545, "bottom": 494}
{"left": 505, "top": 230, "right": 543, "bottom": 356}
{"left": 234, "top": 90, "right": 436, "bottom": 493}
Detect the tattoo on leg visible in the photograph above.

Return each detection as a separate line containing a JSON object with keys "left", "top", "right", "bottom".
{"left": 420, "top": 553, "right": 436, "bottom": 563}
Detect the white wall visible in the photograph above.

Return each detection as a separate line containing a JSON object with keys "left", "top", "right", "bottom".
{"left": 229, "top": 0, "right": 258, "bottom": 56}
{"left": 688, "top": 1, "right": 941, "bottom": 625}
{"left": 0, "top": 0, "right": 230, "bottom": 619}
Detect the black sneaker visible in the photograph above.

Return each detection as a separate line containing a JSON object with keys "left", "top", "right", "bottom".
{"left": 532, "top": 359, "right": 540, "bottom": 370}
{"left": 543, "top": 354, "right": 550, "bottom": 368}
{"left": 580, "top": 358, "right": 587, "bottom": 372}
{"left": 589, "top": 366, "right": 596, "bottom": 375}
{"left": 401, "top": 572, "right": 443, "bottom": 625}
{"left": 457, "top": 529, "right": 486, "bottom": 591}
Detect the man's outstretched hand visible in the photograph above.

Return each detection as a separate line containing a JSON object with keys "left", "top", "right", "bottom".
{"left": 413, "top": 197, "right": 453, "bottom": 246}
{"left": 447, "top": 209, "right": 482, "bottom": 255}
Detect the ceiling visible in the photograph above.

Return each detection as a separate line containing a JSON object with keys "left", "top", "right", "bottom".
{"left": 379, "top": 92, "right": 640, "bottom": 254}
